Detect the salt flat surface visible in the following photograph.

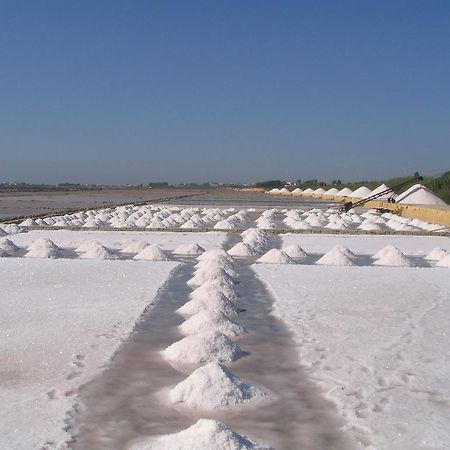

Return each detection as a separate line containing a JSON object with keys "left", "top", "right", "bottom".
{"left": 7, "top": 229, "right": 226, "bottom": 251}
{"left": 282, "top": 233, "right": 450, "bottom": 256}
{"left": 0, "top": 258, "right": 178, "bottom": 450}
{"left": 254, "top": 263, "right": 450, "bottom": 449}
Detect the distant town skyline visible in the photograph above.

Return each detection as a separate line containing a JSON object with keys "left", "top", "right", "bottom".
{"left": 1, "top": 1, "right": 449, "bottom": 184}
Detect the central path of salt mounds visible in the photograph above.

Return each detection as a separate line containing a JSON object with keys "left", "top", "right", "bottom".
{"left": 168, "top": 362, "right": 268, "bottom": 411}
{"left": 129, "top": 419, "right": 270, "bottom": 450}
{"left": 72, "top": 238, "right": 352, "bottom": 450}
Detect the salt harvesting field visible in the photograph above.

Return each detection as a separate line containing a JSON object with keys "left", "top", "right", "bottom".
{"left": 1, "top": 199, "right": 450, "bottom": 450}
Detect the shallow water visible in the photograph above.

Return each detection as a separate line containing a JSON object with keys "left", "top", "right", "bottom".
{"left": 71, "top": 236, "right": 353, "bottom": 450}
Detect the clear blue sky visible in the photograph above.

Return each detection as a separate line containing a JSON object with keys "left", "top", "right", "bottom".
{"left": 1, "top": 0, "right": 449, "bottom": 184}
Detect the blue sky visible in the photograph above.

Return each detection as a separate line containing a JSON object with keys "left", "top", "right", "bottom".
{"left": 1, "top": 1, "right": 449, "bottom": 184}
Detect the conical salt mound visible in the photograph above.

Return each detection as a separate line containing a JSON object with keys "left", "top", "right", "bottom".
{"left": 372, "top": 245, "right": 401, "bottom": 260}
{"left": 129, "top": 418, "right": 270, "bottom": 450}
{"left": 162, "top": 331, "right": 244, "bottom": 369}
{"left": 0, "top": 228, "right": 7, "bottom": 237}
{"left": 373, "top": 247, "right": 412, "bottom": 267}
{"left": 173, "top": 243, "right": 206, "bottom": 255}
{"left": 75, "top": 239, "right": 103, "bottom": 253}
{"left": 177, "top": 291, "right": 241, "bottom": 317}
{"left": 316, "top": 246, "right": 355, "bottom": 266}
{"left": 79, "top": 242, "right": 118, "bottom": 260}
{"left": 168, "top": 362, "right": 268, "bottom": 411}
{"left": 436, "top": 255, "right": 450, "bottom": 268}
{"left": 121, "top": 240, "right": 150, "bottom": 253}
{"left": 425, "top": 247, "right": 448, "bottom": 261}
{"left": 179, "top": 310, "right": 246, "bottom": 338}
{"left": 0, "top": 238, "right": 19, "bottom": 254}
{"left": 256, "top": 249, "right": 295, "bottom": 264}
{"left": 133, "top": 245, "right": 171, "bottom": 261}
{"left": 228, "top": 242, "right": 258, "bottom": 257}
{"left": 283, "top": 244, "right": 307, "bottom": 258}
{"left": 190, "top": 280, "right": 239, "bottom": 303}
{"left": 25, "top": 239, "right": 62, "bottom": 259}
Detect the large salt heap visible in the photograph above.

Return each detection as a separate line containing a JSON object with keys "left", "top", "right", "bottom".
{"left": 350, "top": 186, "right": 372, "bottom": 199}
{"left": 396, "top": 184, "right": 446, "bottom": 206}
{"left": 168, "top": 362, "right": 267, "bottom": 410}
{"left": 316, "top": 246, "right": 356, "bottom": 266}
{"left": 129, "top": 419, "right": 270, "bottom": 450}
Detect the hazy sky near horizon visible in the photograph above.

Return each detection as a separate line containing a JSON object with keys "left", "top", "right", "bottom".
{"left": 1, "top": 1, "right": 449, "bottom": 184}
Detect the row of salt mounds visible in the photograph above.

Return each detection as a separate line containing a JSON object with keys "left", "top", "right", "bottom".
{"left": 372, "top": 245, "right": 413, "bottom": 267}
{"left": 0, "top": 224, "right": 22, "bottom": 235}
{"left": 167, "top": 249, "right": 245, "bottom": 368}
{"left": 129, "top": 418, "right": 270, "bottom": 450}
{"left": 315, "top": 245, "right": 356, "bottom": 266}
{"left": 25, "top": 238, "right": 63, "bottom": 259}
{"left": 25, "top": 204, "right": 237, "bottom": 230}
{"left": 214, "top": 211, "right": 250, "bottom": 230}
{"left": 168, "top": 362, "right": 268, "bottom": 411}
{"left": 228, "top": 228, "right": 270, "bottom": 257}
{"left": 396, "top": 184, "right": 447, "bottom": 206}
{"left": 165, "top": 249, "right": 268, "bottom": 413}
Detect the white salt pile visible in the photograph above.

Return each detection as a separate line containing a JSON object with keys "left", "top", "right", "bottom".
{"left": 129, "top": 418, "right": 270, "bottom": 450}
{"left": 358, "top": 220, "right": 383, "bottom": 231}
{"left": 162, "top": 331, "right": 244, "bottom": 368}
{"left": 373, "top": 247, "right": 412, "bottom": 267}
{"left": 191, "top": 279, "right": 239, "bottom": 303}
{"left": 179, "top": 310, "right": 246, "bottom": 338}
{"left": 279, "top": 187, "right": 290, "bottom": 194}
{"left": 177, "top": 291, "right": 240, "bottom": 317}
{"left": 133, "top": 245, "right": 171, "bottom": 261}
{"left": 425, "top": 247, "right": 448, "bottom": 261}
{"left": 324, "top": 187, "right": 339, "bottom": 195}
{"left": 372, "top": 245, "right": 401, "bottom": 260}
{"left": 315, "top": 246, "right": 355, "bottom": 266}
{"left": 256, "top": 249, "right": 295, "bottom": 264}
{"left": 79, "top": 242, "right": 118, "bottom": 260}
{"left": 121, "top": 241, "right": 150, "bottom": 253}
{"left": 0, "top": 238, "right": 19, "bottom": 255}
{"left": 75, "top": 239, "right": 103, "bottom": 253}
{"left": 197, "top": 248, "right": 234, "bottom": 264}
{"left": 187, "top": 266, "right": 236, "bottom": 288}
{"left": 335, "top": 187, "right": 353, "bottom": 197}
{"left": 371, "top": 183, "right": 392, "bottom": 200}
{"left": 0, "top": 228, "right": 7, "bottom": 237}
{"left": 168, "top": 362, "right": 267, "bottom": 411}
{"left": 396, "top": 184, "right": 446, "bottom": 206}
{"left": 173, "top": 243, "right": 206, "bottom": 255}
{"left": 291, "top": 188, "right": 303, "bottom": 194}
{"left": 228, "top": 242, "right": 257, "bottom": 257}
{"left": 436, "top": 255, "right": 450, "bottom": 268}
{"left": 350, "top": 186, "right": 372, "bottom": 198}
{"left": 25, "top": 238, "right": 63, "bottom": 259}
{"left": 283, "top": 244, "right": 307, "bottom": 258}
